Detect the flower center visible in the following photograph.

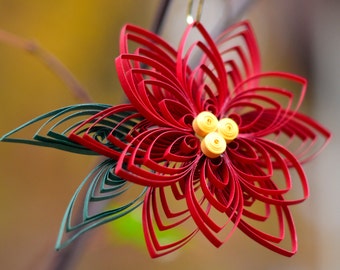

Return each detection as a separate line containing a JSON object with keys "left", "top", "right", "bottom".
{"left": 193, "top": 111, "right": 239, "bottom": 158}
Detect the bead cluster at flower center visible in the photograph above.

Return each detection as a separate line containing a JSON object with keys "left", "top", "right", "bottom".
{"left": 192, "top": 111, "right": 239, "bottom": 158}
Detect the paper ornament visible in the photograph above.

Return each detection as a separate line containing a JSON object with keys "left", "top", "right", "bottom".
{"left": 1, "top": 21, "right": 331, "bottom": 258}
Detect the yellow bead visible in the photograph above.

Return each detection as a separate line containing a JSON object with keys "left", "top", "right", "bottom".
{"left": 217, "top": 118, "right": 239, "bottom": 142}
{"left": 201, "top": 132, "right": 226, "bottom": 158}
{"left": 192, "top": 111, "right": 218, "bottom": 137}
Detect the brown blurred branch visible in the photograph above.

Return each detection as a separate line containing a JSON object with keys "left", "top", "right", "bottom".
{"left": 0, "top": 27, "right": 93, "bottom": 270}
{"left": 151, "top": 0, "right": 172, "bottom": 34}
{"left": 0, "top": 29, "right": 92, "bottom": 103}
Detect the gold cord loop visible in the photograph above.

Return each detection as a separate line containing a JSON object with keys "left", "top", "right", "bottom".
{"left": 186, "top": 0, "right": 205, "bottom": 24}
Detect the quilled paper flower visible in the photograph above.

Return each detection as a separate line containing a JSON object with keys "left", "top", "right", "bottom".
{"left": 1, "top": 21, "right": 331, "bottom": 258}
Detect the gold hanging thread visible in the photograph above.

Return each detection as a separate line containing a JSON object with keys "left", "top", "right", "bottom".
{"left": 186, "top": 0, "right": 204, "bottom": 24}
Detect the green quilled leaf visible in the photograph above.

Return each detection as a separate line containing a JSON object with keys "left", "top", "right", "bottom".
{"left": 0, "top": 104, "right": 111, "bottom": 155}
{"left": 56, "top": 159, "right": 147, "bottom": 250}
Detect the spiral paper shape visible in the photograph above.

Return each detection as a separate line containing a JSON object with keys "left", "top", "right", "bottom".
{"left": 192, "top": 111, "right": 218, "bottom": 137}
{"left": 218, "top": 118, "right": 239, "bottom": 142}
{"left": 200, "top": 131, "right": 227, "bottom": 158}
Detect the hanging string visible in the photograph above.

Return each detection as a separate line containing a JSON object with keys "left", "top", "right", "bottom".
{"left": 151, "top": 0, "right": 172, "bottom": 34}
{"left": 186, "top": 0, "right": 205, "bottom": 24}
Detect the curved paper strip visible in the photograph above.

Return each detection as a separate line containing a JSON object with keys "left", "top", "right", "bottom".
{"left": 116, "top": 24, "right": 192, "bottom": 128}
{"left": 175, "top": 22, "right": 229, "bottom": 115}
{"left": 116, "top": 21, "right": 261, "bottom": 121}
{"left": 240, "top": 139, "right": 308, "bottom": 204}
{"left": 56, "top": 159, "right": 146, "bottom": 250}
{"left": 237, "top": 193, "right": 298, "bottom": 256}
{"left": 68, "top": 104, "right": 202, "bottom": 187}
{"left": 0, "top": 104, "right": 110, "bottom": 155}
{"left": 143, "top": 186, "right": 198, "bottom": 258}
{"left": 227, "top": 137, "right": 309, "bottom": 205}
{"left": 186, "top": 158, "right": 243, "bottom": 247}
{"left": 225, "top": 72, "right": 307, "bottom": 136}
{"left": 115, "top": 128, "right": 202, "bottom": 187}
{"left": 269, "top": 112, "right": 331, "bottom": 164}
{"left": 212, "top": 20, "right": 261, "bottom": 91}
{"left": 69, "top": 104, "right": 146, "bottom": 159}
{"left": 189, "top": 157, "right": 298, "bottom": 256}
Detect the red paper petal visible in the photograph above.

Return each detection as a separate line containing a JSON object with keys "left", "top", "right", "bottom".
{"left": 185, "top": 158, "right": 243, "bottom": 247}
{"left": 115, "top": 128, "right": 201, "bottom": 187}
{"left": 201, "top": 21, "right": 261, "bottom": 100}
{"left": 246, "top": 139, "right": 308, "bottom": 203}
{"left": 227, "top": 136, "right": 309, "bottom": 205}
{"left": 116, "top": 24, "right": 194, "bottom": 128}
{"left": 116, "top": 21, "right": 262, "bottom": 122}
{"left": 224, "top": 72, "right": 307, "bottom": 136}
{"left": 143, "top": 186, "right": 198, "bottom": 258}
{"left": 237, "top": 196, "right": 298, "bottom": 257}
{"left": 269, "top": 112, "right": 331, "bottom": 164}
{"left": 69, "top": 104, "right": 144, "bottom": 159}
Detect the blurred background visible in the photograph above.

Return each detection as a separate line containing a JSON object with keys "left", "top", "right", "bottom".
{"left": 0, "top": 0, "right": 339, "bottom": 269}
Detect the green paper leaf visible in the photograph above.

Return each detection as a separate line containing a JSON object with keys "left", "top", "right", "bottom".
{"left": 56, "top": 159, "right": 146, "bottom": 250}
{"left": 0, "top": 103, "right": 111, "bottom": 155}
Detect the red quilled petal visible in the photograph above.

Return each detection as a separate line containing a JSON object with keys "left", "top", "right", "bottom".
{"left": 224, "top": 72, "right": 307, "bottom": 136}
{"left": 237, "top": 138, "right": 309, "bottom": 205}
{"left": 237, "top": 198, "right": 298, "bottom": 256}
{"left": 185, "top": 160, "right": 244, "bottom": 247}
{"left": 68, "top": 104, "right": 144, "bottom": 159}
{"left": 115, "top": 128, "right": 201, "bottom": 187}
{"left": 143, "top": 186, "right": 198, "bottom": 258}
{"left": 202, "top": 21, "right": 261, "bottom": 103}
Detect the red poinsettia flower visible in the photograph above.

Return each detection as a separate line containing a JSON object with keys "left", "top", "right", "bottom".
{"left": 66, "top": 21, "right": 330, "bottom": 257}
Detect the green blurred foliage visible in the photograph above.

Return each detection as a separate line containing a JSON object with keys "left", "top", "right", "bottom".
{"left": 106, "top": 204, "right": 187, "bottom": 249}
